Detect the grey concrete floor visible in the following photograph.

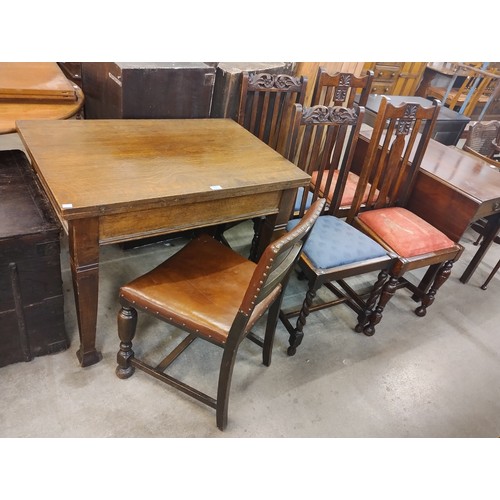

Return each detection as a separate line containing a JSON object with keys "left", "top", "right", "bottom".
{"left": 2, "top": 129, "right": 499, "bottom": 499}
{"left": 1, "top": 131, "right": 499, "bottom": 439}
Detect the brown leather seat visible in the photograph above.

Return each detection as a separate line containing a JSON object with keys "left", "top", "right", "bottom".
{"left": 116, "top": 198, "right": 325, "bottom": 431}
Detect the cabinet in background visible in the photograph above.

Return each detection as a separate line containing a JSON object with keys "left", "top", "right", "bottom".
{"left": 81, "top": 62, "right": 215, "bottom": 119}
{"left": 362, "top": 62, "right": 427, "bottom": 96}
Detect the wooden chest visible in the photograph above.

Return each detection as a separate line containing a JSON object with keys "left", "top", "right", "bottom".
{"left": 0, "top": 149, "right": 68, "bottom": 368}
{"left": 81, "top": 62, "right": 216, "bottom": 119}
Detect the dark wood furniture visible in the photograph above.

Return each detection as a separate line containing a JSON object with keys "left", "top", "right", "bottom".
{"left": 0, "top": 62, "right": 84, "bottom": 134}
{"left": 310, "top": 67, "right": 373, "bottom": 107}
{"left": 279, "top": 104, "right": 396, "bottom": 353}
{"left": 81, "top": 62, "right": 215, "bottom": 119}
{"left": 411, "top": 139, "right": 500, "bottom": 286}
{"left": 358, "top": 94, "right": 470, "bottom": 146}
{"left": 16, "top": 118, "right": 310, "bottom": 367}
{"left": 351, "top": 98, "right": 463, "bottom": 334}
{"left": 0, "top": 149, "right": 68, "bottom": 367}
{"left": 116, "top": 198, "right": 324, "bottom": 430}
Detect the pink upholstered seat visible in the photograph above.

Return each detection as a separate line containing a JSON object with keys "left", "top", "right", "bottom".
{"left": 358, "top": 207, "right": 455, "bottom": 258}
{"left": 311, "top": 170, "right": 375, "bottom": 208}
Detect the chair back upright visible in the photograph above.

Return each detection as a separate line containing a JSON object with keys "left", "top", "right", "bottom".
{"left": 310, "top": 68, "right": 374, "bottom": 107}
{"left": 229, "top": 197, "right": 326, "bottom": 346}
{"left": 349, "top": 97, "right": 441, "bottom": 219}
{"left": 284, "top": 103, "right": 365, "bottom": 219}
{"left": 237, "top": 71, "right": 307, "bottom": 154}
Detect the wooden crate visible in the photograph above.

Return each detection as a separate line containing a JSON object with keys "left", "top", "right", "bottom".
{"left": 0, "top": 150, "right": 68, "bottom": 367}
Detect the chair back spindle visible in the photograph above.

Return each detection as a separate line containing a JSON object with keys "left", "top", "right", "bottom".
{"left": 238, "top": 72, "right": 307, "bottom": 154}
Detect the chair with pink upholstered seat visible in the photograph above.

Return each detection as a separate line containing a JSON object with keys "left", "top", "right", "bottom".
{"left": 351, "top": 97, "right": 464, "bottom": 334}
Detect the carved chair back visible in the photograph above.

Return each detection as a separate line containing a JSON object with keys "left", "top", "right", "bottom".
{"left": 237, "top": 72, "right": 307, "bottom": 154}
{"left": 284, "top": 103, "right": 365, "bottom": 219}
{"left": 350, "top": 97, "right": 441, "bottom": 218}
{"left": 311, "top": 68, "right": 374, "bottom": 108}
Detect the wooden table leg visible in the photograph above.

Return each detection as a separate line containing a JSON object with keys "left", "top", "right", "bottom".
{"left": 250, "top": 188, "right": 296, "bottom": 261}
{"left": 68, "top": 217, "right": 102, "bottom": 367}
{"left": 460, "top": 213, "right": 500, "bottom": 284}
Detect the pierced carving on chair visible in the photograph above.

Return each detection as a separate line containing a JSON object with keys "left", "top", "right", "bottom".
{"left": 302, "top": 105, "right": 359, "bottom": 124}
{"left": 311, "top": 68, "right": 374, "bottom": 108}
{"left": 395, "top": 104, "right": 418, "bottom": 135}
{"left": 248, "top": 73, "right": 304, "bottom": 90}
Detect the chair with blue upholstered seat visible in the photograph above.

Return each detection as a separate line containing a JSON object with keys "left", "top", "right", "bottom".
{"left": 279, "top": 103, "right": 397, "bottom": 355}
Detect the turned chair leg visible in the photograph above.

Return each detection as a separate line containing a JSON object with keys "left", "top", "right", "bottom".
{"left": 262, "top": 298, "right": 282, "bottom": 367}
{"left": 363, "top": 275, "right": 398, "bottom": 336}
{"left": 116, "top": 305, "right": 138, "bottom": 379}
{"left": 355, "top": 269, "right": 389, "bottom": 334}
{"left": 288, "top": 284, "right": 319, "bottom": 356}
{"left": 415, "top": 260, "right": 453, "bottom": 317}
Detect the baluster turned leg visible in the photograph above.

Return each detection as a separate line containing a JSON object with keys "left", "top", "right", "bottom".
{"left": 116, "top": 305, "right": 138, "bottom": 379}
{"left": 415, "top": 260, "right": 453, "bottom": 317}
{"left": 287, "top": 285, "right": 318, "bottom": 356}
{"left": 363, "top": 275, "right": 398, "bottom": 336}
{"left": 355, "top": 269, "right": 389, "bottom": 333}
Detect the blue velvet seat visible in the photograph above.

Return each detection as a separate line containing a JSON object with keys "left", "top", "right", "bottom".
{"left": 281, "top": 214, "right": 395, "bottom": 356}
{"left": 278, "top": 102, "right": 397, "bottom": 356}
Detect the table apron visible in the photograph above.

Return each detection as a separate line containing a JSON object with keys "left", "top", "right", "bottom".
{"left": 98, "top": 190, "right": 282, "bottom": 244}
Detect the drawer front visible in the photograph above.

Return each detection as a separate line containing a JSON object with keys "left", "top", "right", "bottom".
{"left": 373, "top": 64, "right": 401, "bottom": 81}
{"left": 370, "top": 82, "right": 396, "bottom": 95}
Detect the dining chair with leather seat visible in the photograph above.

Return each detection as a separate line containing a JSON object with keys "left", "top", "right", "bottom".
{"left": 279, "top": 103, "right": 397, "bottom": 355}
{"left": 115, "top": 198, "right": 325, "bottom": 431}
{"left": 310, "top": 67, "right": 374, "bottom": 108}
{"left": 351, "top": 97, "right": 464, "bottom": 334}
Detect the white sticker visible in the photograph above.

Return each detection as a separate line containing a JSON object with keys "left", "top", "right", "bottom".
{"left": 210, "top": 185, "right": 222, "bottom": 190}
{"left": 62, "top": 203, "right": 73, "bottom": 208}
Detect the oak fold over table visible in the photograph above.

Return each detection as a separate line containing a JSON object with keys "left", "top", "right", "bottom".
{"left": 16, "top": 118, "right": 310, "bottom": 367}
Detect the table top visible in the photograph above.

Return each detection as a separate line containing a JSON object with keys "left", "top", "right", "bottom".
{"left": 361, "top": 94, "right": 470, "bottom": 123}
{"left": 16, "top": 118, "right": 310, "bottom": 220}
{"left": 0, "top": 62, "right": 77, "bottom": 101}
{"left": 0, "top": 86, "right": 84, "bottom": 134}
{"left": 361, "top": 127, "right": 500, "bottom": 203}
{"left": 418, "top": 139, "right": 500, "bottom": 202}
